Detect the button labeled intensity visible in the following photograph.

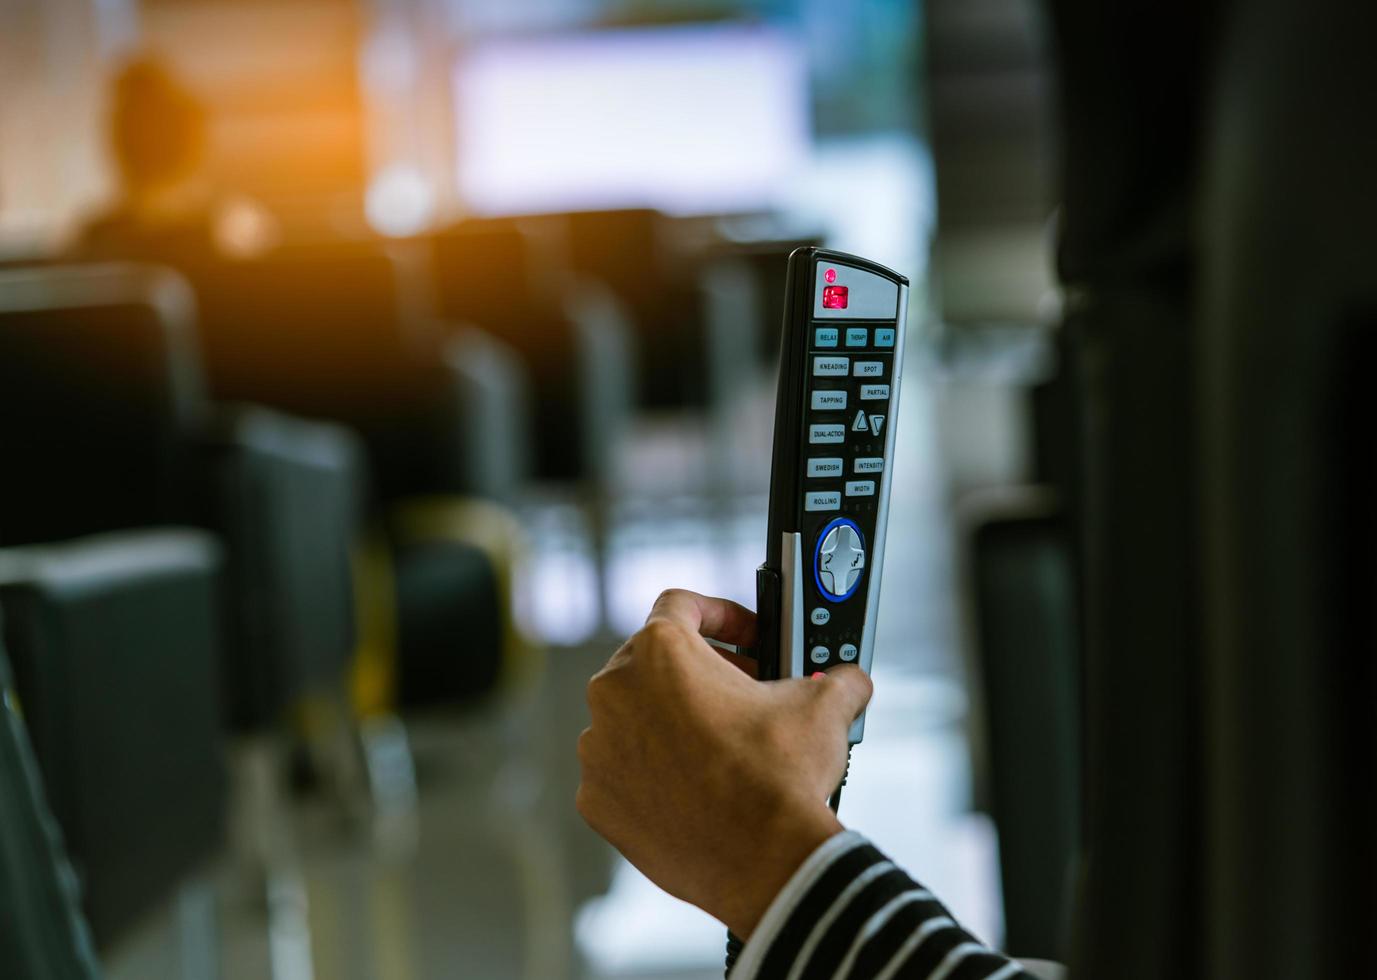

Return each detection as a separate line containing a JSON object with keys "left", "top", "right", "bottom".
{"left": 874, "top": 328, "right": 896, "bottom": 348}
{"left": 845, "top": 327, "right": 868, "bottom": 347}
{"left": 813, "top": 357, "right": 849, "bottom": 377}
{"left": 869, "top": 414, "right": 886, "bottom": 437}
{"left": 860, "top": 384, "right": 889, "bottom": 401}
{"left": 810, "top": 645, "right": 831, "bottom": 664}
{"left": 851, "top": 409, "right": 868, "bottom": 432}
{"left": 853, "top": 361, "right": 884, "bottom": 378}
{"left": 805, "top": 491, "right": 842, "bottom": 512}
{"left": 814, "top": 327, "right": 839, "bottom": 348}
{"left": 845, "top": 480, "right": 875, "bottom": 496}
{"left": 811, "top": 389, "right": 848, "bottom": 411}
{"left": 839, "top": 643, "right": 858, "bottom": 662}
{"left": 807, "top": 457, "right": 843, "bottom": 477}
{"left": 809, "top": 424, "right": 845, "bottom": 445}
{"left": 810, "top": 607, "right": 831, "bottom": 626}
{"left": 854, "top": 457, "right": 885, "bottom": 474}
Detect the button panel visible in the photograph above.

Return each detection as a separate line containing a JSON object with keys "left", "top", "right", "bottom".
{"left": 800, "top": 309, "right": 899, "bottom": 667}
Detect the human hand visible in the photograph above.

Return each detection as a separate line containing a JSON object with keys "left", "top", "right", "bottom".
{"left": 576, "top": 589, "right": 873, "bottom": 937}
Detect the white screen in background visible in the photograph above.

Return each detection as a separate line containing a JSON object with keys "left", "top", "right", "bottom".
{"left": 453, "top": 24, "right": 811, "bottom": 216}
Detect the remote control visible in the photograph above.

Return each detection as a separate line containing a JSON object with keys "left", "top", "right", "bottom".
{"left": 756, "top": 247, "right": 909, "bottom": 744}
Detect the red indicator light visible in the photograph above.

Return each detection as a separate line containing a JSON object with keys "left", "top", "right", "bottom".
{"left": 822, "top": 285, "right": 849, "bottom": 309}
{"left": 824, "top": 267, "right": 837, "bottom": 284}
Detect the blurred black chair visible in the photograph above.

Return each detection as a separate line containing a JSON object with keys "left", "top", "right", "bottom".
{"left": 0, "top": 618, "right": 102, "bottom": 979}
{"left": 0, "top": 529, "right": 225, "bottom": 948}
{"left": 431, "top": 218, "right": 633, "bottom": 486}
{"left": 0, "top": 263, "right": 362, "bottom": 731}
{"left": 960, "top": 487, "right": 1080, "bottom": 962}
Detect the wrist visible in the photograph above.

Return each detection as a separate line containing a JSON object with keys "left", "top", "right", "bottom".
{"left": 714, "top": 800, "right": 843, "bottom": 938}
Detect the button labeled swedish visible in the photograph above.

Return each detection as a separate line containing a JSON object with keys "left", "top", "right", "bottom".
{"left": 845, "top": 327, "right": 868, "bottom": 348}
{"left": 853, "top": 361, "right": 884, "bottom": 377}
{"left": 860, "top": 384, "right": 889, "bottom": 401}
{"left": 814, "top": 327, "right": 839, "bottom": 348}
{"left": 810, "top": 607, "right": 831, "bottom": 626}
{"left": 813, "top": 357, "right": 849, "bottom": 377}
{"left": 811, "top": 389, "right": 848, "bottom": 411}
{"left": 807, "top": 457, "right": 843, "bottom": 477}
{"left": 810, "top": 645, "right": 831, "bottom": 665}
{"left": 805, "top": 491, "right": 841, "bottom": 512}
{"left": 874, "top": 328, "right": 896, "bottom": 348}
{"left": 854, "top": 457, "right": 885, "bottom": 474}
{"left": 809, "top": 424, "right": 845, "bottom": 444}
{"left": 845, "top": 480, "right": 875, "bottom": 496}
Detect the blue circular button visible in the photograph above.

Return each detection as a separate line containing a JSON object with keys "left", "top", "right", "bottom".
{"left": 813, "top": 517, "right": 865, "bottom": 603}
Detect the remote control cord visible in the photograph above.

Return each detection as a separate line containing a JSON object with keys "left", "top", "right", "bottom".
{"left": 723, "top": 747, "right": 852, "bottom": 976}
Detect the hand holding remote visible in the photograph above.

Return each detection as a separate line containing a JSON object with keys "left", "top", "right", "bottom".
{"left": 576, "top": 589, "right": 872, "bottom": 938}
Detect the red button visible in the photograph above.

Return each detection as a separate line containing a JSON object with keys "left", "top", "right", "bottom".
{"left": 822, "top": 285, "right": 849, "bottom": 309}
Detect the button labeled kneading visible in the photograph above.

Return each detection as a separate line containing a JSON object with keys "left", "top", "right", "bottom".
{"left": 813, "top": 357, "right": 849, "bottom": 377}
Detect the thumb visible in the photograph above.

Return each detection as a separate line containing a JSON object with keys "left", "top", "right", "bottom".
{"left": 810, "top": 665, "right": 873, "bottom": 727}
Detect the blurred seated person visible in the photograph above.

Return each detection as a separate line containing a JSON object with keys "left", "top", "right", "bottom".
{"left": 71, "top": 55, "right": 277, "bottom": 263}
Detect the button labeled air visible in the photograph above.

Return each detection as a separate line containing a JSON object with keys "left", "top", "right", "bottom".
{"left": 845, "top": 327, "right": 868, "bottom": 348}
{"left": 845, "top": 480, "right": 875, "bottom": 497}
{"left": 813, "top": 357, "right": 849, "bottom": 377}
{"left": 814, "top": 327, "right": 839, "bottom": 348}
{"left": 839, "top": 643, "right": 858, "bottom": 662}
{"left": 809, "top": 424, "right": 845, "bottom": 445}
{"left": 874, "top": 328, "right": 896, "bottom": 348}
{"left": 853, "top": 361, "right": 884, "bottom": 378}
{"left": 810, "top": 607, "right": 831, "bottom": 626}
{"left": 860, "top": 384, "right": 889, "bottom": 401}
{"left": 810, "top": 645, "right": 831, "bottom": 664}
{"left": 805, "top": 491, "right": 841, "bottom": 512}
{"left": 811, "top": 389, "right": 848, "bottom": 411}
{"left": 807, "top": 457, "right": 843, "bottom": 477}
{"left": 854, "top": 457, "right": 885, "bottom": 474}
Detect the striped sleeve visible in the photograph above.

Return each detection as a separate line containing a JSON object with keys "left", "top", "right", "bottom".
{"left": 730, "top": 830, "right": 1035, "bottom": 980}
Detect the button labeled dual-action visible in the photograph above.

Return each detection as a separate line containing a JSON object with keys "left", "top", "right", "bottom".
{"left": 853, "top": 361, "right": 884, "bottom": 378}
{"left": 814, "top": 327, "right": 839, "bottom": 348}
{"left": 809, "top": 424, "right": 845, "bottom": 445}
{"left": 813, "top": 357, "right": 849, "bottom": 377}
{"left": 807, "top": 457, "right": 843, "bottom": 477}
{"left": 805, "top": 490, "right": 841, "bottom": 512}
{"left": 811, "top": 389, "right": 848, "bottom": 411}
{"left": 854, "top": 457, "right": 885, "bottom": 474}
{"left": 860, "top": 384, "right": 889, "bottom": 401}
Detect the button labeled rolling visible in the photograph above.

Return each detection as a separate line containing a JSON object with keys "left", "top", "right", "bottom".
{"left": 805, "top": 491, "right": 841, "bottom": 512}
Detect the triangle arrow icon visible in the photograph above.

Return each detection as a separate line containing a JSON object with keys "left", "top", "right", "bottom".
{"left": 852, "top": 409, "right": 868, "bottom": 432}
{"left": 869, "top": 414, "right": 886, "bottom": 436}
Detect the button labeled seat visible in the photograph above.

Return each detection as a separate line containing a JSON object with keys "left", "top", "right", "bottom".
{"left": 810, "top": 607, "right": 831, "bottom": 626}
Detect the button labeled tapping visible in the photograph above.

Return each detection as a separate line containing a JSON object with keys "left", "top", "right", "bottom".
{"left": 839, "top": 643, "right": 858, "bottom": 662}
{"left": 811, "top": 389, "right": 848, "bottom": 411}
{"left": 810, "top": 645, "right": 831, "bottom": 665}
{"left": 860, "top": 384, "right": 889, "bottom": 401}
{"left": 810, "top": 607, "right": 831, "bottom": 626}
{"left": 851, "top": 409, "right": 868, "bottom": 432}
{"left": 807, "top": 457, "right": 843, "bottom": 477}
{"left": 869, "top": 414, "right": 886, "bottom": 437}
{"left": 813, "top": 357, "right": 849, "bottom": 377}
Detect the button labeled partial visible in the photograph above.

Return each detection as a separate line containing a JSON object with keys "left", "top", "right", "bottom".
{"left": 860, "top": 384, "right": 889, "bottom": 401}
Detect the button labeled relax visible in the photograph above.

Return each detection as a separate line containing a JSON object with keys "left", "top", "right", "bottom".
{"left": 811, "top": 389, "right": 848, "bottom": 410}
{"left": 805, "top": 490, "right": 841, "bottom": 511}
{"left": 809, "top": 424, "right": 845, "bottom": 444}
{"left": 807, "top": 457, "right": 843, "bottom": 477}
{"left": 814, "top": 327, "right": 839, "bottom": 348}
{"left": 813, "top": 357, "right": 849, "bottom": 377}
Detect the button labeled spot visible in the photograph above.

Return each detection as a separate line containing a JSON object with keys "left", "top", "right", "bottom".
{"left": 853, "top": 361, "right": 884, "bottom": 378}
{"left": 813, "top": 357, "right": 849, "bottom": 377}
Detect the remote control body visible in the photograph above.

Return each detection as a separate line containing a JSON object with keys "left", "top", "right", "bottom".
{"left": 756, "top": 247, "right": 909, "bottom": 743}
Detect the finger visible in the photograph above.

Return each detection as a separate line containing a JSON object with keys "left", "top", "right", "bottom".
{"left": 811, "top": 665, "right": 873, "bottom": 725}
{"left": 645, "top": 589, "right": 758, "bottom": 648}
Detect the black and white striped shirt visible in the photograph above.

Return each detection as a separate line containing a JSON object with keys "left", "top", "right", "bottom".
{"left": 732, "top": 831, "right": 1035, "bottom": 980}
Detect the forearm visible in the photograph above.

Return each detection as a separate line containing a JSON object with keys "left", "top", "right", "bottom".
{"left": 733, "top": 830, "right": 1033, "bottom": 980}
